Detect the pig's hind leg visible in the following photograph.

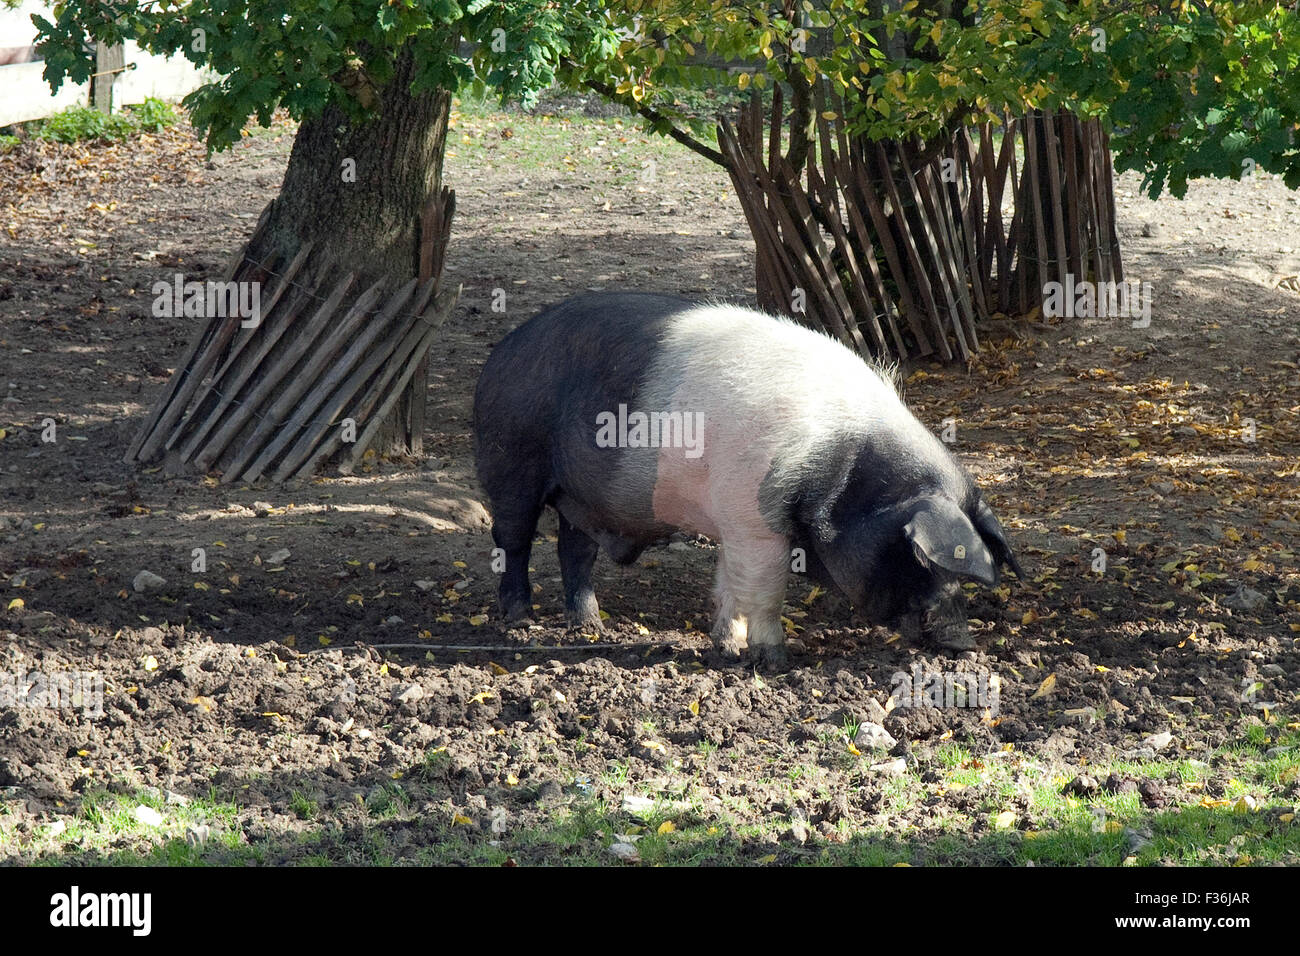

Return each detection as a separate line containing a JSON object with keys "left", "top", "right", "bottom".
{"left": 486, "top": 490, "right": 544, "bottom": 625}
{"left": 558, "top": 512, "right": 602, "bottom": 631}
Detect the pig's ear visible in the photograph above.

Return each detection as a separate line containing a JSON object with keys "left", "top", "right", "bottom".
{"left": 904, "top": 498, "right": 999, "bottom": 586}
{"left": 973, "top": 498, "right": 1025, "bottom": 580}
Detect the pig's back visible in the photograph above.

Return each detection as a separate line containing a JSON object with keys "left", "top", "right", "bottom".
{"left": 640, "top": 303, "right": 962, "bottom": 537}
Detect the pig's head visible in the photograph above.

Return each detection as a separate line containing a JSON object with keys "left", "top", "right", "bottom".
{"left": 797, "top": 473, "right": 1023, "bottom": 649}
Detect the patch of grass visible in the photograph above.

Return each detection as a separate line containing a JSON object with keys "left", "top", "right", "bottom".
{"left": 0, "top": 134, "right": 19, "bottom": 153}
{"left": 363, "top": 782, "right": 410, "bottom": 819}
{"left": 33, "top": 106, "right": 138, "bottom": 143}
{"left": 127, "top": 96, "right": 178, "bottom": 132}
{"left": 29, "top": 97, "right": 179, "bottom": 145}
{"left": 289, "top": 790, "right": 319, "bottom": 820}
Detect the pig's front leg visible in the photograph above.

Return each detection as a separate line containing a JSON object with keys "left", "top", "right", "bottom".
{"left": 711, "top": 535, "right": 791, "bottom": 668}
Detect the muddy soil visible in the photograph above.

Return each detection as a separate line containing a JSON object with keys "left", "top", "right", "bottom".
{"left": 0, "top": 106, "right": 1297, "bottom": 864}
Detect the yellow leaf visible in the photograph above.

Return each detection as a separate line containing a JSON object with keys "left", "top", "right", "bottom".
{"left": 1021, "top": 609, "right": 1039, "bottom": 625}
{"left": 452, "top": 561, "right": 466, "bottom": 568}
{"left": 489, "top": 661, "right": 508, "bottom": 676}
{"left": 1029, "top": 672, "right": 1057, "bottom": 699}
{"left": 6, "top": 598, "right": 24, "bottom": 611}
{"left": 689, "top": 700, "right": 700, "bottom": 716}
{"left": 1105, "top": 820, "right": 1123, "bottom": 833}
{"left": 452, "top": 814, "right": 473, "bottom": 826}
{"left": 193, "top": 581, "right": 209, "bottom": 591}
{"left": 142, "top": 655, "right": 158, "bottom": 671}
{"left": 657, "top": 821, "right": 676, "bottom": 835}
{"left": 737, "top": 72, "right": 751, "bottom": 91}
{"left": 994, "top": 810, "right": 1017, "bottom": 829}
{"left": 506, "top": 773, "right": 519, "bottom": 786}
{"left": 757, "top": 854, "right": 777, "bottom": 864}
{"left": 468, "top": 615, "right": 487, "bottom": 626}
{"left": 642, "top": 739, "right": 666, "bottom": 754}
{"left": 435, "top": 614, "right": 453, "bottom": 624}
{"left": 469, "top": 691, "right": 493, "bottom": 704}
{"left": 1279, "top": 813, "right": 1294, "bottom": 823}
{"left": 318, "top": 635, "right": 332, "bottom": 646}
{"left": 346, "top": 593, "right": 364, "bottom": 606}
{"left": 847, "top": 742, "right": 862, "bottom": 756}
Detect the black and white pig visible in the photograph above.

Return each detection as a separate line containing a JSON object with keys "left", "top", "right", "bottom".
{"left": 472, "top": 292, "right": 1023, "bottom": 666}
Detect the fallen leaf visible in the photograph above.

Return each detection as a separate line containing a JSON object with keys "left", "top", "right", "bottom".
{"left": 1029, "top": 673, "right": 1057, "bottom": 700}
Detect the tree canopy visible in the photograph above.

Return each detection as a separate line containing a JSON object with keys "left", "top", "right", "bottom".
{"left": 25, "top": 1, "right": 1300, "bottom": 195}
{"left": 569, "top": 1, "right": 1300, "bottom": 196}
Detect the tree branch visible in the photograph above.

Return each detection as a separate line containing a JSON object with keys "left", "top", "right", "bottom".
{"left": 578, "top": 73, "right": 726, "bottom": 168}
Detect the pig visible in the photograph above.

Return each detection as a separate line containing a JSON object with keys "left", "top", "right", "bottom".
{"left": 472, "top": 292, "right": 1023, "bottom": 666}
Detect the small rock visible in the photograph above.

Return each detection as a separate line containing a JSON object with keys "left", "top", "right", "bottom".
{"left": 133, "top": 570, "right": 166, "bottom": 593}
{"left": 1153, "top": 481, "right": 1175, "bottom": 495}
{"left": 869, "top": 758, "right": 907, "bottom": 775}
{"left": 8, "top": 568, "right": 45, "bottom": 588}
{"left": 43, "top": 820, "right": 67, "bottom": 838}
{"left": 133, "top": 805, "right": 163, "bottom": 827}
{"left": 1142, "top": 222, "right": 1162, "bottom": 238}
{"left": 1123, "top": 826, "right": 1153, "bottom": 854}
{"left": 621, "top": 793, "right": 655, "bottom": 814}
{"left": 266, "top": 548, "right": 291, "bottom": 566}
{"left": 1223, "top": 586, "right": 1267, "bottom": 611}
{"left": 413, "top": 580, "right": 436, "bottom": 591}
{"left": 395, "top": 683, "right": 424, "bottom": 703}
{"left": 1063, "top": 774, "right": 1099, "bottom": 796}
{"left": 185, "top": 824, "right": 211, "bottom": 847}
{"left": 854, "top": 722, "right": 897, "bottom": 751}
{"left": 789, "top": 809, "right": 810, "bottom": 844}
{"left": 609, "top": 841, "right": 640, "bottom": 862}
{"left": 1142, "top": 731, "right": 1174, "bottom": 751}
{"left": 864, "top": 697, "right": 889, "bottom": 724}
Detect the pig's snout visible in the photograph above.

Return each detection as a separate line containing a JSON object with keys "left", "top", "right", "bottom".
{"left": 920, "top": 604, "right": 975, "bottom": 651}
{"left": 894, "top": 582, "right": 974, "bottom": 651}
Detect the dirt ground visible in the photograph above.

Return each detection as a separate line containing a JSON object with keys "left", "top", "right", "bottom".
{"left": 0, "top": 103, "right": 1298, "bottom": 865}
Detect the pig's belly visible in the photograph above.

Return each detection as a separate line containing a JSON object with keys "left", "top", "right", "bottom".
{"left": 650, "top": 422, "right": 777, "bottom": 542}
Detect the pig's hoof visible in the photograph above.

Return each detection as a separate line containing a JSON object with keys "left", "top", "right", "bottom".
{"left": 565, "top": 610, "right": 604, "bottom": 633}
{"left": 500, "top": 600, "right": 534, "bottom": 627}
{"left": 749, "top": 643, "right": 788, "bottom": 670}
{"left": 932, "top": 632, "right": 977, "bottom": 652}
{"left": 713, "top": 638, "right": 744, "bottom": 662}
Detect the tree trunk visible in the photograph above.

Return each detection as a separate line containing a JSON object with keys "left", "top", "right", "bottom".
{"left": 248, "top": 40, "right": 453, "bottom": 457}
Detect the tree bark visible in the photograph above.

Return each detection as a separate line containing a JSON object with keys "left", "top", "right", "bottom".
{"left": 249, "top": 40, "right": 453, "bottom": 457}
